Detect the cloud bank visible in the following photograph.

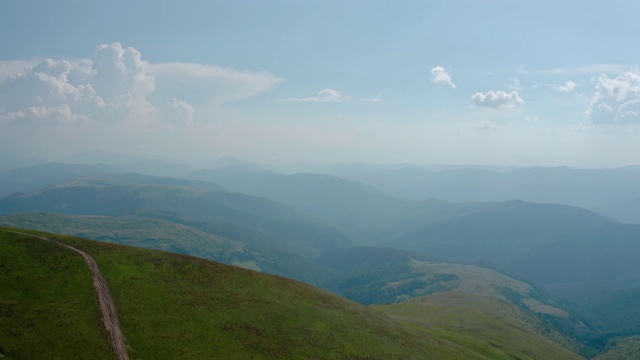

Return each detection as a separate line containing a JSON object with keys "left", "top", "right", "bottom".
{"left": 0, "top": 43, "right": 282, "bottom": 127}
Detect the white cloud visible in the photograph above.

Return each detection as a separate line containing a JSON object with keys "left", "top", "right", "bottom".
{"left": 363, "top": 98, "right": 384, "bottom": 102}
{"left": 430, "top": 66, "right": 456, "bottom": 89}
{"left": 0, "top": 110, "right": 25, "bottom": 123}
{"left": 473, "top": 119, "right": 501, "bottom": 131}
{"left": 0, "top": 59, "right": 41, "bottom": 81}
{"left": 167, "top": 98, "right": 195, "bottom": 128}
{"left": 29, "top": 104, "right": 86, "bottom": 123}
{"left": 91, "top": 43, "right": 155, "bottom": 99}
{"left": 0, "top": 57, "right": 105, "bottom": 124}
{"left": 0, "top": 43, "right": 282, "bottom": 128}
{"left": 588, "top": 71, "right": 640, "bottom": 124}
{"left": 471, "top": 90, "right": 525, "bottom": 109}
{"left": 554, "top": 80, "right": 577, "bottom": 92}
{"left": 0, "top": 104, "right": 89, "bottom": 125}
{"left": 279, "top": 88, "right": 349, "bottom": 102}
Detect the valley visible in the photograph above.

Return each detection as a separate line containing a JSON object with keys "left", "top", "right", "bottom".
{"left": 2, "top": 160, "right": 640, "bottom": 358}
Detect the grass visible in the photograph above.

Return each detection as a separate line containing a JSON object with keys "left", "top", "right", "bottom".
{"left": 374, "top": 291, "right": 584, "bottom": 360}
{"left": 0, "top": 212, "right": 249, "bottom": 267}
{"left": 1, "top": 227, "right": 486, "bottom": 359}
{"left": 1, "top": 226, "right": 589, "bottom": 359}
{"left": 0, "top": 212, "right": 342, "bottom": 286}
{"left": 65, "top": 236, "right": 475, "bottom": 359}
{"left": 0, "top": 230, "right": 112, "bottom": 359}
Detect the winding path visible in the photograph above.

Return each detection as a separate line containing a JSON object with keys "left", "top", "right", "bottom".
{"left": 4, "top": 230, "right": 130, "bottom": 360}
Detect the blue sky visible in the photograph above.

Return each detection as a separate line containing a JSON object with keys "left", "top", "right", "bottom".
{"left": 2, "top": 0, "right": 640, "bottom": 166}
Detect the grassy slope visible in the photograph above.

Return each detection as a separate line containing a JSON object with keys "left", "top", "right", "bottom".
{"left": 376, "top": 292, "right": 584, "bottom": 360}
{"left": 1, "top": 227, "right": 483, "bottom": 359}
{"left": 0, "top": 212, "right": 340, "bottom": 286}
{"left": 320, "top": 247, "right": 590, "bottom": 357}
{"left": 0, "top": 230, "right": 112, "bottom": 359}
{"left": 0, "top": 212, "right": 254, "bottom": 269}
{"left": 318, "top": 246, "right": 570, "bottom": 316}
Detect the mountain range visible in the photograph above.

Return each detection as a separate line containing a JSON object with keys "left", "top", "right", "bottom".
{"left": 2, "top": 158, "right": 640, "bottom": 357}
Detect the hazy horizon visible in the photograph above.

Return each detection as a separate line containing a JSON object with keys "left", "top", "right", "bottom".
{"left": 3, "top": 1, "right": 640, "bottom": 167}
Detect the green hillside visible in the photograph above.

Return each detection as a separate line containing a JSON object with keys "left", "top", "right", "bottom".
{"left": 320, "top": 246, "right": 567, "bottom": 311}
{"left": 0, "top": 213, "right": 254, "bottom": 268}
{"left": 0, "top": 212, "right": 339, "bottom": 286}
{"left": 376, "top": 292, "right": 585, "bottom": 360}
{"left": 1, "top": 227, "right": 590, "bottom": 359}
{"left": 317, "top": 246, "right": 601, "bottom": 357}
{"left": 1, "top": 227, "right": 482, "bottom": 359}
{"left": 0, "top": 230, "right": 112, "bottom": 359}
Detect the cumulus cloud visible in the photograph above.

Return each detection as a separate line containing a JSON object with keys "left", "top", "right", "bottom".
{"left": 471, "top": 90, "right": 525, "bottom": 109}
{"left": 554, "top": 80, "right": 577, "bottom": 92}
{"left": 28, "top": 104, "right": 90, "bottom": 123}
{"left": 91, "top": 43, "right": 155, "bottom": 99}
{"left": 279, "top": 89, "right": 349, "bottom": 102}
{"left": 0, "top": 110, "right": 25, "bottom": 123}
{"left": 0, "top": 59, "right": 41, "bottom": 81}
{"left": 0, "top": 43, "right": 282, "bottom": 127}
{"left": 0, "top": 57, "right": 103, "bottom": 124}
{"left": 0, "top": 104, "right": 91, "bottom": 124}
{"left": 167, "top": 98, "right": 195, "bottom": 128}
{"left": 430, "top": 66, "right": 456, "bottom": 89}
{"left": 588, "top": 72, "right": 640, "bottom": 124}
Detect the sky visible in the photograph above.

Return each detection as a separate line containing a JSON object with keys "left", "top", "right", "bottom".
{"left": 2, "top": 0, "right": 640, "bottom": 167}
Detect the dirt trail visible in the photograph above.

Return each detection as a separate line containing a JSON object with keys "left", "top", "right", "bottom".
{"left": 4, "top": 231, "right": 130, "bottom": 360}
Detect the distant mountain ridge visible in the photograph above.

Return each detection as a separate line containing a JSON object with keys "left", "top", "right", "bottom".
{"left": 0, "top": 162, "right": 117, "bottom": 197}
{"left": 593, "top": 197, "right": 640, "bottom": 224}
{"left": 0, "top": 177, "right": 353, "bottom": 257}
{"left": 342, "top": 166, "right": 640, "bottom": 208}
{"left": 62, "top": 150, "right": 194, "bottom": 176}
